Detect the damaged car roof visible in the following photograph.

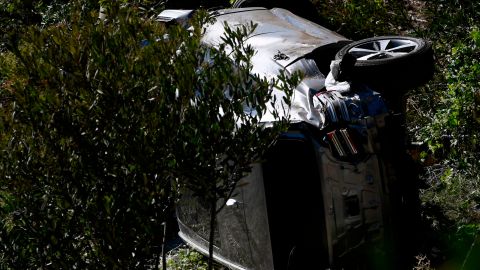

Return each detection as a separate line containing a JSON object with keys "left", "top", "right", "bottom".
{"left": 202, "top": 7, "right": 348, "bottom": 78}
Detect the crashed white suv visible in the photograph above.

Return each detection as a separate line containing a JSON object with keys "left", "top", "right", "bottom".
{"left": 162, "top": 6, "right": 433, "bottom": 270}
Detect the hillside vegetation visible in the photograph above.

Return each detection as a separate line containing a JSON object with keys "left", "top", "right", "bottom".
{"left": 0, "top": 1, "right": 296, "bottom": 268}
{"left": 315, "top": 0, "right": 480, "bottom": 268}
{"left": 1, "top": 0, "right": 480, "bottom": 269}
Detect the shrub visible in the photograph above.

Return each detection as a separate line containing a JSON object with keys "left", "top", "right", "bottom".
{"left": 412, "top": 18, "right": 480, "bottom": 270}
{"left": 165, "top": 247, "right": 208, "bottom": 270}
{"left": 0, "top": 4, "right": 181, "bottom": 268}
{"left": 0, "top": 2, "right": 295, "bottom": 268}
{"left": 417, "top": 26, "right": 480, "bottom": 224}
{"left": 312, "top": 0, "right": 413, "bottom": 39}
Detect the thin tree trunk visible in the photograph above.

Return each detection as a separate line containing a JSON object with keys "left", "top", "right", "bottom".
{"left": 161, "top": 221, "right": 167, "bottom": 270}
{"left": 208, "top": 195, "right": 216, "bottom": 270}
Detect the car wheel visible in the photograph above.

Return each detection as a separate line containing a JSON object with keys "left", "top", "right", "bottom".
{"left": 335, "top": 36, "right": 434, "bottom": 92}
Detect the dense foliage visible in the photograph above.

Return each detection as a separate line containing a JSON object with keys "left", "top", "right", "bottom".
{"left": 0, "top": 4, "right": 178, "bottom": 268}
{"left": 2, "top": 0, "right": 480, "bottom": 269}
{"left": 410, "top": 2, "right": 480, "bottom": 267}
{"left": 0, "top": 1, "right": 295, "bottom": 268}
{"left": 312, "top": 0, "right": 414, "bottom": 39}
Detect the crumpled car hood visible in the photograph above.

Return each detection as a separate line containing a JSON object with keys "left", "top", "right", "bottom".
{"left": 202, "top": 8, "right": 348, "bottom": 128}
{"left": 202, "top": 7, "right": 347, "bottom": 79}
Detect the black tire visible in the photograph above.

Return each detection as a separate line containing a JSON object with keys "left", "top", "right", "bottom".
{"left": 335, "top": 36, "right": 434, "bottom": 93}
{"left": 306, "top": 40, "right": 353, "bottom": 75}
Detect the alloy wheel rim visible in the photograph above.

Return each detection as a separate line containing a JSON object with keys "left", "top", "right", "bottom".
{"left": 347, "top": 39, "right": 419, "bottom": 61}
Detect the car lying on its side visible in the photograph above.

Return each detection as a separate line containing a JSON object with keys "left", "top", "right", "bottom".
{"left": 160, "top": 5, "right": 433, "bottom": 270}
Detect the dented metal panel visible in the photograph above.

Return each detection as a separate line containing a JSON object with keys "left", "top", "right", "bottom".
{"left": 202, "top": 8, "right": 347, "bottom": 78}
{"left": 177, "top": 164, "right": 273, "bottom": 270}
{"left": 175, "top": 7, "right": 392, "bottom": 270}
{"left": 317, "top": 148, "right": 384, "bottom": 263}
{"left": 201, "top": 8, "right": 350, "bottom": 128}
